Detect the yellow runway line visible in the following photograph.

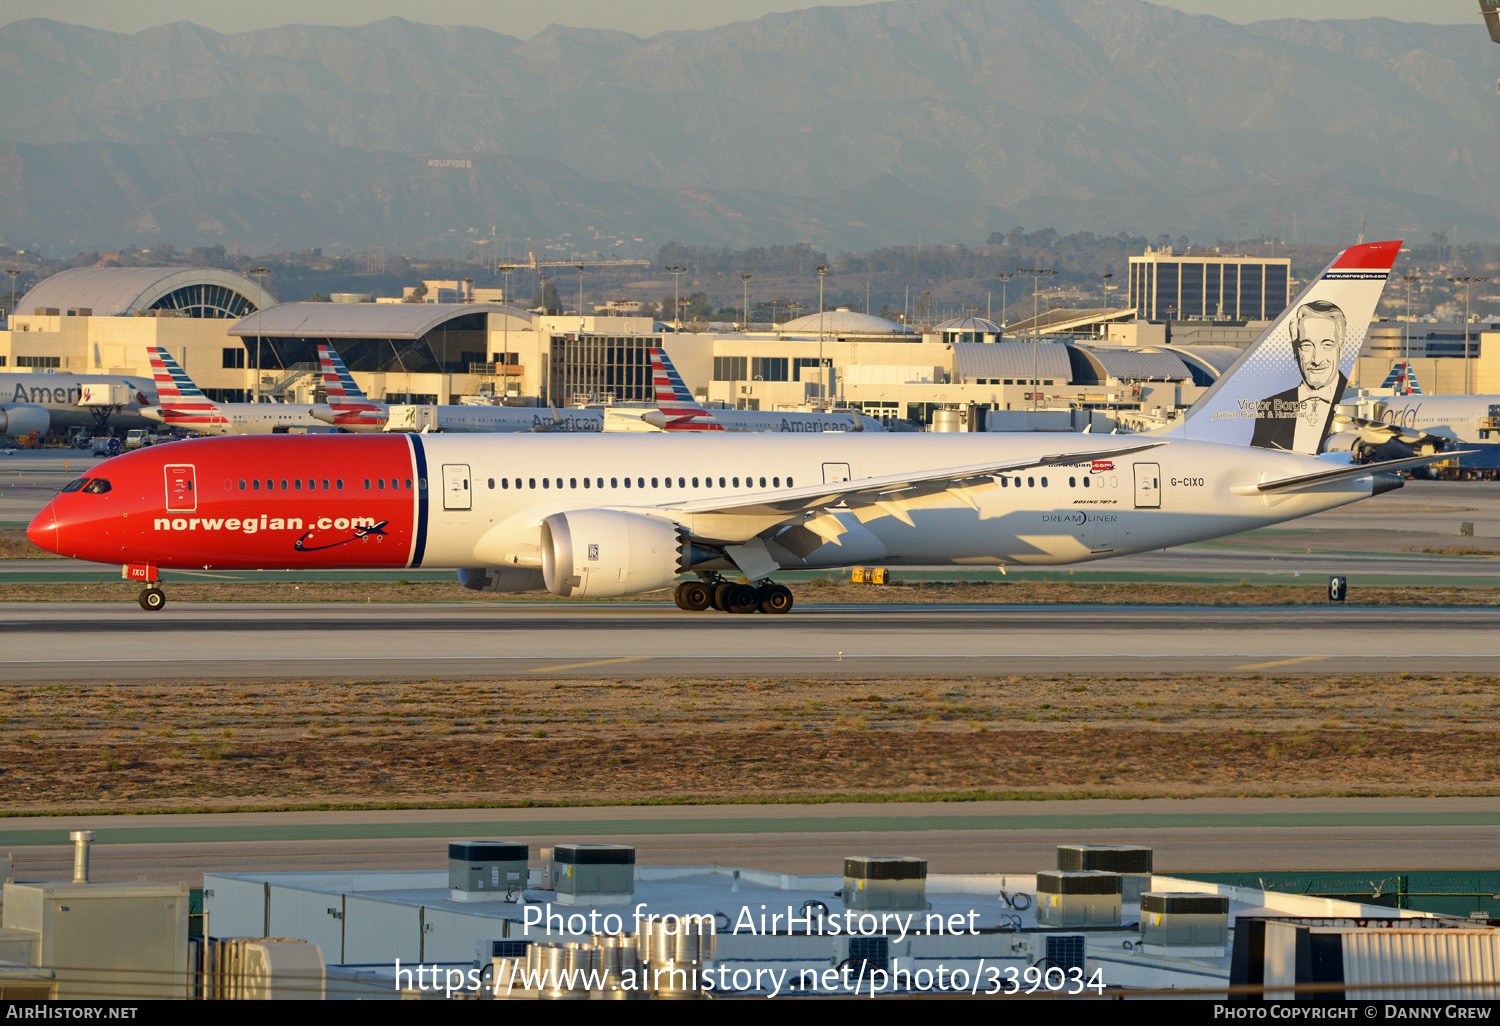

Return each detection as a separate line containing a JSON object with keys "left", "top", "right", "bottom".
{"left": 1233, "top": 655, "right": 1331, "bottom": 670}
{"left": 527, "top": 656, "right": 651, "bottom": 673}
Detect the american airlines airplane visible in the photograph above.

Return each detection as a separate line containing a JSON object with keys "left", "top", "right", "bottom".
{"left": 30, "top": 241, "right": 1444, "bottom": 614}
{"left": 600, "top": 349, "right": 881, "bottom": 433}
{"left": 0, "top": 372, "right": 157, "bottom": 436}
{"left": 141, "top": 348, "right": 332, "bottom": 435}
{"left": 380, "top": 348, "right": 881, "bottom": 434}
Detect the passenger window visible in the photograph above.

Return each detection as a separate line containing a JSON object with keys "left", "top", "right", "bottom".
{"left": 322, "top": 479, "right": 330, "bottom": 490}
{"left": 623, "top": 478, "right": 630, "bottom": 488}
{"left": 678, "top": 477, "right": 685, "bottom": 488}
{"left": 1069, "top": 477, "right": 1075, "bottom": 487}
{"left": 406, "top": 479, "right": 412, "bottom": 490}
{"left": 652, "top": 477, "right": 658, "bottom": 488}
{"left": 294, "top": 479, "right": 302, "bottom": 491}
{"left": 1041, "top": 477, "right": 1047, "bottom": 487}
{"left": 759, "top": 477, "right": 766, "bottom": 487}
{"left": 336, "top": 479, "right": 344, "bottom": 490}
{"left": 787, "top": 476, "right": 794, "bottom": 486}
{"left": 265, "top": 479, "right": 273, "bottom": 490}
{"left": 529, "top": 478, "right": 536, "bottom": 489}
{"left": 570, "top": 478, "right": 577, "bottom": 489}
{"left": 543, "top": 478, "right": 550, "bottom": 489}
{"left": 596, "top": 478, "right": 604, "bottom": 488}
{"left": 1001, "top": 477, "right": 1008, "bottom": 488}
{"left": 773, "top": 477, "right": 779, "bottom": 487}
{"left": 583, "top": 478, "right": 590, "bottom": 489}
{"left": 611, "top": 478, "right": 618, "bottom": 488}
{"left": 377, "top": 479, "right": 385, "bottom": 490}
{"left": 1027, "top": 477, "right": 1034, "bottom": 487}
{"left": 501, "top": 479, "right": 508, "bottom": 489}
{"left": 252, "top": 480, "right": 261, "bottom": 491}
{"left": 719, "top": 477, "right": 726, "bottom": 487}
{"left": 1083, "top": 477, "right": 1090, "bottom": 488}
{"left": 279, "top": 479, "right": 287, "bottom": 490}
{"left": 692, "top": 477, "right": 699, "bottom": 487}
{"left": 238, "top": 480, "right": 246, "bottom": 491}
{"left": 307, "top": 479, "right": 315, "bottom": 490}
{"left": 733, "top": 477, "right": 740, "bottom": 487}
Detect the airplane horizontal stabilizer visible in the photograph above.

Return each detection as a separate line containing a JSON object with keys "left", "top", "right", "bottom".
{"left": 1230, "top": 452, "right": 1472, "bottom": 495}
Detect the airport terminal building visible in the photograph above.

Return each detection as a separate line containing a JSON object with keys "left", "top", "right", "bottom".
{"left": 1, "top": 265, "right": 1497, "bottom": 434}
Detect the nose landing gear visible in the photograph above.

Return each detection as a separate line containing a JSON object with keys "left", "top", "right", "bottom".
{"left": 673, "top": 577, "right": 793, "bottom": 615}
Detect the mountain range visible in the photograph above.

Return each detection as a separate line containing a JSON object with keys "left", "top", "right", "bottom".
{"left": 0, "top": 0, "right": 1496, "bottom": 253}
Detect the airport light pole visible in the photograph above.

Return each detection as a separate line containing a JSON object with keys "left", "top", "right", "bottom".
{"left": 1402, "top": 274, "right": 1421, "bottom": 384}
{"left": 996, "top": 272, "right": 1014, "bottom": 330}
{"left": 497, "top": 264, "right": 518, "bottom": 397}
{"left": 1448, "top": 275, "right": 1489, "bottom": 394}
{"left": 1018, "top": 268, "right": 1056, "bottom": 410}
{"left": 4, "top": 269, "right": 17, "bottom": 326}
{"left": 816, "top": 264, "right": 829, "bottom": 409}
{"left": 665, "top": 265, "right": 687, "bottom": 330}
{"left": 248, "top": 266, "right": 269, "bottom": 403}
{"left": 741, "top": 273, "right": 752, "bottom": 329}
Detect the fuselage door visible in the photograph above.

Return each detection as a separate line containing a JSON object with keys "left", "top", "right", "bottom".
{"left": 164, "top": 464, "right": 196, "bottom": 512}
{"left": 823, "top": 463, "right": 851, "bottom": 484}
{"left": 442, "top": 464, "right": 472, "bottom": 511}
{"left": 1133, "top": 463, "right": 1161, "bottom": 509}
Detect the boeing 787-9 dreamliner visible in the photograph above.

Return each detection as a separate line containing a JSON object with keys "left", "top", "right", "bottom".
{"left": 31, "top": 241, "right": 1446, "bottom": 614}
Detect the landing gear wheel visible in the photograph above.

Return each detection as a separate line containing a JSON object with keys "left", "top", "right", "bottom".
{"left": 677, "top": 581, "right": 713, "bottom": 612}
{"left": 712, "top": 582, "right": 736, "bottom": 612}
{"left": 724, "top": 583, "right": 760, "bottom": 614}
{"left": 138, "top": 587, "right": 166, "bottom": 612}
{"left": 757, "top": 584, "right": 794, "bottom": 615}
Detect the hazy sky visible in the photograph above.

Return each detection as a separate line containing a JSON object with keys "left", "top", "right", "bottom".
{"left": 0, "top": 0, "right": 1482, "bottom": 38}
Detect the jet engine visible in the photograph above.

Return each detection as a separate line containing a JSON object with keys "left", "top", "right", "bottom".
{"left": 0, "top": 404, "right": 50, "bottom": 437}
{"left": 540, "top": 510, "right": 704, "bottom": 598}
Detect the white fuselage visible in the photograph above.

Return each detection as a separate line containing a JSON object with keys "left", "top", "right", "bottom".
{"left": 408, "top": 432, "right": 1375, "bottom": 571}
{"left": 1373, "top": 395, "right": 1500, "bottom": 445}
{"left": 144, "top": 402, "right": 332, "bottom": 435}
{"left": 385, "top": 404, "right": 882, "bottom": 435}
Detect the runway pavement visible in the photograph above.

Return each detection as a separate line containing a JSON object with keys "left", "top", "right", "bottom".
{"left": 0, "top": 601, "right": 1495, "bottom": 680}
{"left": 4, "top": 799, "right": 1496, "bottom": 888}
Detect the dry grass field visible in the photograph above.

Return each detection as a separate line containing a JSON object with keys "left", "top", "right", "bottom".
{"left": 2, "top": 672, "right": 1496, "bottom": 815}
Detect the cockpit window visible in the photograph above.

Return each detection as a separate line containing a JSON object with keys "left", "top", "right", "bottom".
{"left": 82, "top": 479, "right": 112, "bottom": 494}
{"left": 61, "top": 479, "right": 89, "bottom": 493}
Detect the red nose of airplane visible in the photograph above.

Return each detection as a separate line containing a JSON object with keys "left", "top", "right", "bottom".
{"left": 27, "top": 501, "right": 59, "bottom": 554}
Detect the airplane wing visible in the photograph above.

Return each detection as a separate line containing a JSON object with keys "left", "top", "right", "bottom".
{"left": 651, "top": 440, "right": 1167, "bottom": 543}
{"left": 1231, "top": 452, "right": 1471, "bottom": 496}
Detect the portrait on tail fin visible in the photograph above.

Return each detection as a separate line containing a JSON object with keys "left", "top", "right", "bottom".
{"left": 1250, "top": 299, "right": 1348, "bottom": 454}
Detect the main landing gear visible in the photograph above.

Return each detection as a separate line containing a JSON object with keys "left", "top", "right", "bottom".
{"left": 138, "top": 584, "right": 167, "bottom": 612}
{"left": 673, "top": 576, "right": 793, "bottom": 615}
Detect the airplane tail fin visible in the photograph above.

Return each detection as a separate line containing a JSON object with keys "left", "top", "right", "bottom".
{"left": 1170, "top": 240, "right": 1401, "bottom": 454}
{"left": 146, "top": 347, "right": 212, "bottom": 408}
{"left": 317, "top": 344, "right": 373, "bottom": 406}
{"left": 1379, "top": 360, "right": 1423, "bottom": 396}
{"left": 647, "top": 348, "right": 725, "bottom": 431}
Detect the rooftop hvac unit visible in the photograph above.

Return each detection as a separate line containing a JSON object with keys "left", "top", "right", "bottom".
{"left": 475, "top": 938, "right": 530, "bottom": 970}
{"left": 550, "top": 844, "right": 635, "bottom": 905}
{"left": 448, "top": 841, "right": 529, "bottom": 903}
{"left": 1056, "top": 844, "right": 1154, "bottom": 902}
{"left": 1139, "top": 892, "right": 1229, "bottom": 954}
{"left": 843, "top": 856, "right": 927, "bottom": 913}
{"left": 1035, "top": 871, "right": 1122, "bottom": 928}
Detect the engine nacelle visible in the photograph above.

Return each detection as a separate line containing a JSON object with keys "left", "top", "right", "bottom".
{"left": 0, "top": 404, "right": 50, "bottom": 437}
{"left": 540, "top": 510, "right": 686, "bottom": 598}
{"left": 456, "top": 567, "right": 547, "bottom": 593}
